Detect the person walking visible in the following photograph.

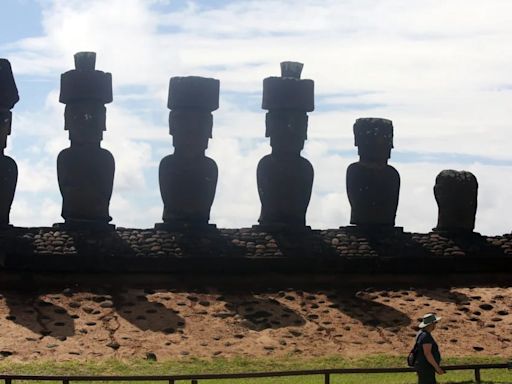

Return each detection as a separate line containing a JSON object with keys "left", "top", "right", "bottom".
{"left": 414, "top": 313, "right": 445, "bottom": 384}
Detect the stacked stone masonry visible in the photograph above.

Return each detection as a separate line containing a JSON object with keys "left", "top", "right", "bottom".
{"left": 1, "top": 227, "right": 512, "bottom": 273}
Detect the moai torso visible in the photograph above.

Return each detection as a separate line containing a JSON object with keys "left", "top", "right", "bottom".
{"left": 434, "top": 170, "right": 478, "bottom": 233}
{"left": 0, "top": 59, "right": 20, "bottom": 228}
{"left": 158, "top": 77, "right": 219, "bottom": 229}
{"left": 346, "top": 118, "right": 400, "bottom": 227}
{"left": 257, "top": 62, "right": 314, "bottom": 229}
{"left": 56, "top": 52, "right": 115, "bottom": 229}
{"left": 0, "top": 155, "right": 18, "bottom": 227}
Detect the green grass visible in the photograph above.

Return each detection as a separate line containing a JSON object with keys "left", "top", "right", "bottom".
{"left": 0, "top": 355, "right": 510, "bottom": 384}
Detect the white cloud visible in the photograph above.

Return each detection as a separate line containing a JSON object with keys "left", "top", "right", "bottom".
{"left": 11, "top": 196, "right": 61, "bottom": 227}
{"left": 209, "top": 137, "right": 267, "bottom": 227}
{"left": 15, "top": 159, "right": 57, "bottom": 193}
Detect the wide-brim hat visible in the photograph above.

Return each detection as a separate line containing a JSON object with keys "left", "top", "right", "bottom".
{"left": 418, "top": 313, "right": 441, "bottom": 328}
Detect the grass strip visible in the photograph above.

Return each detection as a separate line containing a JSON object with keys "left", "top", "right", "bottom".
{"left": 0, "top": 355, "right": 510, "bottom": 384}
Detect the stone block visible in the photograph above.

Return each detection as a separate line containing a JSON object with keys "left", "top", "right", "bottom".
{"left": 167, "top": 76, "right": 219, "bottom": 111}
{"left": 262, "top": 77, "right": 314, "bottom": 111}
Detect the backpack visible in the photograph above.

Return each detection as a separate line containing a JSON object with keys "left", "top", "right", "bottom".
{"left": 407, "top": 344, "right": 418, "bottom": 367}
{"left": 407, "top": 331, "right": 423, "bottom": 367}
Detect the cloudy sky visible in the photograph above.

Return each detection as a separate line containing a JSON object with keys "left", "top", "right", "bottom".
{"left": 2, "top": 0, "right": 512, "bottom": 234}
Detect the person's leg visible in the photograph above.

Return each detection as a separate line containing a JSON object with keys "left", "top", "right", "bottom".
{"left": 417, "top": 368, "right": 436, "bottom": 384}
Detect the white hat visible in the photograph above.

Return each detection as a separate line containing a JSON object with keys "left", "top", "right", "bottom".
{"left": 419, "top": 313, "right": 441, "bottom": 328}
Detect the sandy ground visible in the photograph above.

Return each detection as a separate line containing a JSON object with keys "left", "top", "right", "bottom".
{"left": 0, "top": 285, "right": 510, "bottom": 361}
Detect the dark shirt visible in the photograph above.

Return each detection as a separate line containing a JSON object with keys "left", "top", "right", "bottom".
{"left": 415, "top": 330, "right": 441, "bottom": 369}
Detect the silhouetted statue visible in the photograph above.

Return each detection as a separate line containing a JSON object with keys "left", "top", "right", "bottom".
{"left": 346, "top": 118, "right": 400, "bottom": 228}
{"left": 156, "top": 76, "right": 219, "bottom": 230}
{"left": 0, "top": 59, "right": 20, "bottom": 229}
{"left": 256, "top": 62, "right": 314, "bottom": 230}
{"left": 56, "top": 52, "right": 115, "bottom": 230}
{"left": 434, "top": 170, "right": 478, "bottom": 233}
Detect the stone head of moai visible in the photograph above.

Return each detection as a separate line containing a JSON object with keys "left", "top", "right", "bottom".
{"left": 262, "top": 61, "right": 314, "bottom": 155}
{"left": 60, "top": 52, "right": 113, "bottom": 145}
{"left": 346, "top": 117, "right": 400, "bottom": 228}
{"left": 0, "top": 59, "right": 19, "bottom": 153}
{"left": 168, "top": 76, "right": 219, "bottom": 158}
{"left": 434, "top": 170, "right": 478, "bottom": 233}
{"left": 354, "top": 117, "right": 394, "bottom": 164}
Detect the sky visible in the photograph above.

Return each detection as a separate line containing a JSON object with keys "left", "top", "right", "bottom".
{"left": 2, "top": 0, "right": 512, "bottom": 234}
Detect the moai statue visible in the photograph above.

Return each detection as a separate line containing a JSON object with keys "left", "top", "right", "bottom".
{"left": 156, "top": 76, "right": 219, "bottom": 230}
{"left": 56, "top": 52, "right": 115, "bottom": 230}
{"left": 256, "top": 61, "right": 314, "bottom": 230}
{"left": 434, "top": 170, "right": 478, "bottom": 234}
{"left": 346, "top": 118, "right": 400, "bottom": 229}
{"left": 0, "top": 59, "right": 20, "bottom": 229}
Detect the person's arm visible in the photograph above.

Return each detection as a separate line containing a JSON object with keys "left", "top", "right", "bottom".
{"left": 422, "top": 344, "right": 445, "bottom": 374}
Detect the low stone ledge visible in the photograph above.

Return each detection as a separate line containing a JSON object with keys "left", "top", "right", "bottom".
{"left": 1, "top": 227, "right": 511, "bottom": 273}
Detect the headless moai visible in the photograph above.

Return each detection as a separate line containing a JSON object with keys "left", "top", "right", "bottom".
{"left": 0, "top": 59, "right": 20, "bottom": 229}
{"left": 56, "top": 52, "right": 115, "bottom": 230}
{"left": 434, "top": 170, "right": 478, "bottom": 234}
{"left": 346, "top": 118, "right": 400, "bottom": 229}
{"left": 256, "top": 61, "right": 314, "bottom": 230}
{"left": 156, "top": 76, "right": 219, "bottom": 230}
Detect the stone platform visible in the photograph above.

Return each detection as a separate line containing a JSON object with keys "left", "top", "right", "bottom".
{"left": 1, "top": 227, "right": 511, "bottom": 275}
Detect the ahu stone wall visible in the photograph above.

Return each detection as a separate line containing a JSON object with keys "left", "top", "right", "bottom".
{"left": 1, "top": 227, "right": 511, "bottom": 274}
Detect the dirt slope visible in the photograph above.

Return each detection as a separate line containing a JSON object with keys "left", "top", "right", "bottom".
{"left": 0, "top": 286, "right": 510, "bottom": 361}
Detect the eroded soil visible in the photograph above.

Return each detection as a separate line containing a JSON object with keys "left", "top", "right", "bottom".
{"left": 0, "top": 286, "right": 510, "bottom": 361}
